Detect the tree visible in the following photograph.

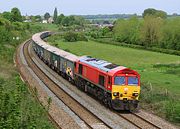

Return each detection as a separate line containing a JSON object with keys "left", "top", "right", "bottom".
{"left": 74, "top": 16, "right": 86, "bottom": 26}
{"left": 68, "top": 16, "right": 75, "bottom": 25}
{"left": 61, "top": 17, "right": 70, "bottom": 26}
{"left": 53, "top": 8, "right": 58, "bottom": 24}
{"left": 140, "top": 15, "right": 163, "bottom": 47}
{"left": 35, "top": 15, "right": 42, "bottom": 22}
{"left": 44, "top": 12, "right": 50, "bottom": 20}
{"left": 143, "top": 8, "right": 167, "bottom": 19}
{"left": 162, "top": 18, "right": 180, "bottom": 50}
{"left": 103, "top": 20, "right": 110, "bottom": 24}
{"left": 57, "top": 14, "right": 65, "bottom": 24}
{"left": 11, "top": 8, "right": 22, "bottom": 22}
{"left": 2, "top": 12, "right": 12, "bottom": 21}
{"left": 113, "top": 16, "right": 141, "bottom": 44}
{"left": 64, "top": 31, "right": 78, "bottom": 42}
{"left": 0, "top": 17, "right": 12, "bottom": 30}
{"left": 99, "top": 27, "right": 111, "bottom": 37}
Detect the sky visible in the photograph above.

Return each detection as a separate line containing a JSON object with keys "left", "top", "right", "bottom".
{"left": 0, "top": 0, "right": 179, "bottom": 16}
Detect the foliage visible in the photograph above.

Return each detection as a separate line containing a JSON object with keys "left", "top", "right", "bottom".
{"left": 63, "top": 31, "right": 87, "bottom": 42}
{"left": 143, "top": 8, "right": 167, "bottom": 19}
{"left": 112, "top": 14, "right": 180, "bottom": 52}
{"left": 0, "top": 8, "right": 55, "bottom": 128}
{"left": 44, "top": 12, "right": 50, "bottom": 20}
{"left": 10, "top": 8, "right": 22, "bottom": 22}
{"left": 0, "top": 76, "right": 54, "bottom": 129}
{"left": 113, "top": 16, "right": 141, "bottom": 44}
{"left": 53, "top": 8, "right": 58, "bottom": 24}
{"left": 61, "top": 16, "right": 71, "bottom": 26}
{"left": 140, "top": 15, "right": 163, "bottom": 47}
{"left": 56, "top": 15, "right": 86, "bottom": 27}
{"left": 29, "top": 15, "right": 42, "bottom": 22}
{"left": 56, "top": 14, "right": 65, "bottom": 24}
{"left": 92, "top": 38, "right": 180, "bottom": 56}
{"left": 77, "top": 32, "right": 88, "bottom": 41}
{"left": 0, "top": 17, "right": 12, "bottom": 30}
{"left": 140, "top": 83, "right": 180, "bottom": 123}
{"left": 64, "top": 31, "right": 77, "bottom": 42}
{"left": 2, "top": 12, "right": 12, "bottom": 21}
{"left": 99, "top": 27, "right": 112, "bottom": 37}
{"left": 161, "top": 18, "right": 180, "bottom": 50}
{"left": 0, "top": 26, "right": 12, "bottom": 44}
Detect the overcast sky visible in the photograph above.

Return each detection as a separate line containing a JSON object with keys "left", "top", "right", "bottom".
{"left": 0, "top": 0, "right": 179, "bottom": 15}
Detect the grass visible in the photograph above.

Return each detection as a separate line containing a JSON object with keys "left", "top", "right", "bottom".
{"left": 48, "top": 38, "right": 180, "bottom": 124}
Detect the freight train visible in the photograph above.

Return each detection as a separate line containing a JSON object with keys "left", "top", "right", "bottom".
{"left": 32, "top": 31, "right": 141, "bottom": 110}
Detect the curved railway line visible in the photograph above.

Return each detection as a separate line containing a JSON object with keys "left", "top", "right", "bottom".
{"left": 23, "top": 40, "right": 111, "bottom": 129}
{"left": 15, "top": 32, "right": 177, "bottom": 129}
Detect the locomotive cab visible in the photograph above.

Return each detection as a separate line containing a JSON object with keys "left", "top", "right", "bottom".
{"left": 110, "top": 68, "right": 140, "bottom": 110}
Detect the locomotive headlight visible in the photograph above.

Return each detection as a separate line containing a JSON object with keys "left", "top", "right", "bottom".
{"left": 113, "top": 92, "right": 119, "bottom": 96}
{"left": 132, "top": 93, "right": 139, "bottom": 97}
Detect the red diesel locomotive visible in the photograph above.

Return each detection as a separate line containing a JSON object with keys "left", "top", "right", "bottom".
{"left": 32, "top": 31, "right": 141, "bottom": 110}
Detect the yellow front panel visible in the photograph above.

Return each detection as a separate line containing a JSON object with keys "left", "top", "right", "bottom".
{"left": 112, "top": 85, "right": 140, "bottom": 100}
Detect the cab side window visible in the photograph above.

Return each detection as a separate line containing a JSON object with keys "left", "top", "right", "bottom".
{"left": 99, "top": 75, "right": 105, "bottom": 86}
{"left": 79, "top": 64, "right": 83, "bottom": 75}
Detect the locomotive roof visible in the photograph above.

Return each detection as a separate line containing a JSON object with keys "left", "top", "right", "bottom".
{"left": 32, "top": 32, "right": 79, "bottom": 62}
{"left": 79, "top": 56, "right": 128, "bottom": 74}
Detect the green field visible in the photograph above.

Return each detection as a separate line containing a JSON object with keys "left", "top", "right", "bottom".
{"left": 48, "top": 39, "right": 180, "bottom": 123}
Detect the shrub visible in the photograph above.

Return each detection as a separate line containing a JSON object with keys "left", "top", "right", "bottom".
{"left": 64, "top": 31, "right": 87, "bottom": 42}
{"left": 77, "top": 32, "right": 88, "bottom": 41}
{"left": 64, "top": 31, "right": 78, "bottom": 42}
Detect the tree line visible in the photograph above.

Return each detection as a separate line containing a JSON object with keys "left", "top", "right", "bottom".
{"left": 113, "top": 17, "right": 180, "bottom": 51}
{"left": 89, "top": 9, "right": 180, "bottom": 52}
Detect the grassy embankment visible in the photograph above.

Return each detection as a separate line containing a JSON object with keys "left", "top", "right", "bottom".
{"left": 48, "top": 37, "right": 180, "bottom": 125}
{"left": 0, "top": 23, "right": 58, "bottom": 128}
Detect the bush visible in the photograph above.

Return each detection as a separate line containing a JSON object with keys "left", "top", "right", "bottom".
{"left": 140, "top": 82, "right": 180, "bottom": 123}
{"left": 165, "top": 101, "right": 180, "bottom": 122}
{"left": 64, "top": 31, "right": 87, "bottom": 42}
{"left": 77, "top": 32, "right": 88, "bottom": 41}
{"left": 64, "top": 31, "right": 78, "bottom": 42}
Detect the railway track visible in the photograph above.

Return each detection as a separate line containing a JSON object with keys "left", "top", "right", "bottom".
{"left": 22, "top": 40, "right": 111, "bottom": 129}
{"left": 18, "top": 37, "right": 169, "bottom": 129}
{"left": 29, "top": 37, "right": 164, "bottom": 128}
{"left": 117, "top": 112, "right": 161, "bottom": 129}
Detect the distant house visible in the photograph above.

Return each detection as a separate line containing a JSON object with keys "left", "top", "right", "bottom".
{"left": 42, "top": 20, "right": 48, "bottom": 23}
{"left": 48, "top": 17, "right": 54, "bottom": 23}
{"left": 24, "top": 19, "right": 32, "bottom": 22}
{"left": 89, "top": 24, "right": 100, "bottom": 28}
{"left": 23, "top": 15, "right": 32, "bottom": 22}
{"left": 101, "top": 24, "right": 114, "bottom": 30}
